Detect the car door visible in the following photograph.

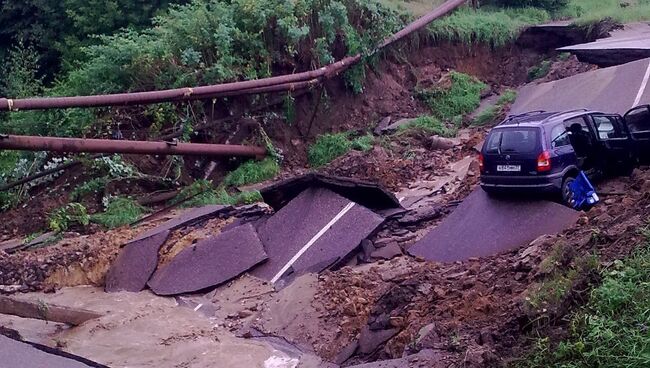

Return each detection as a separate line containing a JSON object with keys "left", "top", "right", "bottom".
{"left": 549, "top": 123, "right": 577, "bottom": 171}
{"left": 588, "top": 113, "right": 634, "bottom": 168}
{"left": 623, "top": 104, "right": 650, "bottom": 163}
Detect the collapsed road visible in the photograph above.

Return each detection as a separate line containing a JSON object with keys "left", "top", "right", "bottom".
{"left": 512, "top": 57, "right": 650, "bottom": 115}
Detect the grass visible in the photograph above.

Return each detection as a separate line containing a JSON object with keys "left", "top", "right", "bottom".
{"left": 522, "top": 245, "right": 650, "bottom": 368}
{"left": 397, "top": 116, "right": 457, "bottom": 137}
{"left": 170, "top": 179, "right": 263, "bottom": 208}
{"left": 472, "top": 89, "right": 517, "bottom": 126}
{"left": 308, "top": 132, "right": 375, "bottom": 167}
{"left": 90, "top": 197, "right": 146, "bottom": 229}
{"left": 378, "top": 0, "right": 445, "bottom": 16}
{"left": 418, "top": 71, "right": 487, "bottom": 121}
{"left": 427, "top": 6, "right": 551, "bottom": 47}
{"left": 562, "top": 0, "right": 650, "bottom": 26}
{"left": 223, "top": 158, "right": 280, "bottom": 187}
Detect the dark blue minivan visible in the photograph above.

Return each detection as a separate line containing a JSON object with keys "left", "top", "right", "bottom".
{"left": 480, "top": 107, "right": 650, "bottom": 204}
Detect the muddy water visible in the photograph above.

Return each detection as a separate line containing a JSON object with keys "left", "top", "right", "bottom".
{"left": 9, "top": 286, "right": 299, "bottom": 368}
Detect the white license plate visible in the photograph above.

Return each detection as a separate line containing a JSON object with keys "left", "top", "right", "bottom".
{"left": 497, "top": 165, "right": 521, "bottom": 172}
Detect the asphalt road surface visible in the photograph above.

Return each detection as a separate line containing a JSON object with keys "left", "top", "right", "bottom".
{"left": 0, "top": 335, "right": 99, "bottom": 368}
{"left": 408, "top": 189, "right": 579, "bottom": 262}
{"left": 512, "top": 57, "right": 650, "bottom": 115}
{"left": 559, "top": 23, "right": 650, "bottom": 66}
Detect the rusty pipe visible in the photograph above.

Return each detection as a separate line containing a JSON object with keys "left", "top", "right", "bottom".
{"left": 0, "top": 135, "right": 267, "bottom": 158}
{"left": 378, "top": 0, "right": 466, "bottom": 49}
{"left": 0, "top": 58, "right": 358, "bottom": 111}
{"left": 0, "top": 0, "right": 465, "bottom": 111}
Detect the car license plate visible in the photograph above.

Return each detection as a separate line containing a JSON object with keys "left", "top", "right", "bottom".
{"left": 497, "top": 165, "right": 521, "bottom": 172}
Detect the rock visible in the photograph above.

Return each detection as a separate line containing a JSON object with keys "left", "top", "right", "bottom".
{"left": 427, "top": 136, "right": 457, "bottom": 150}
{"left": 370, "top": 242, "right": 402, "bottom": 260}
{"left": 237, "top": 310, "right": 253, "bottom": 319}
{"left": 359, "top": 239, "right": 376, "bottom": 263}
{"left": 374, "top": 116, "right": 393, "bottom": 135}
{"left": 358, "top": 326, "right": 400, "bottom": 354}
{"left": 416, "top": 323, "right": 442, "bottom": 348}
{"left": 334, "top": 340, "right": 359, "bottom": 365}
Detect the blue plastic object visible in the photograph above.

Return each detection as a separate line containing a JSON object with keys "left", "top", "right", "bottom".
{"left": 568, "top": 171, "right": 600, "bottom": 211}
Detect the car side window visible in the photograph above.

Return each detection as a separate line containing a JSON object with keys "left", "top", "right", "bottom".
{"left": 592, "top": 115, "right": 626, "bottom": 139}
{"left": 625, "top": 106, "right": 650, "bottom": 136}
{"left": 550, "top": 124, "right": 571, "bottom": 148}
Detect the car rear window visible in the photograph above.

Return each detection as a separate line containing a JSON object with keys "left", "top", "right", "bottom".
{"left": 486, "top": 128, "right": 539, "bottom": 154}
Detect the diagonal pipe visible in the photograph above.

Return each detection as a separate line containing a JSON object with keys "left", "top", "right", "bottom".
{"left": 0, "top": 0, "right": 465, "bottom": 111}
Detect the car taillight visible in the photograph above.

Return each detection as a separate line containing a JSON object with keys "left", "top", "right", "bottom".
{"left": 537, "top": 150, "right": 551, "bottom": 172}
{"left": 478, "top": 153, "right": 484, "bottom": 173}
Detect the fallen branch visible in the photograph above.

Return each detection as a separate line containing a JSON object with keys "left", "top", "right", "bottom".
{"left": 0, "top": 295, "right": 103, "bottom": 325}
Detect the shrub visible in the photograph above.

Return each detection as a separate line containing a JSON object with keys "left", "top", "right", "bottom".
{"left": 528, "top": 60, "right": 552, "bottom": 81}
{"left": 48, "top": 203, "right": 90, "bottom": 232}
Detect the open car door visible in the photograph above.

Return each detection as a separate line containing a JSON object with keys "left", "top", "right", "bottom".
{"left": 587, "top": 113, "right": 635, "bottom": 173}
{"left": 624, "top": 104, "right": 650, "bottom": 163}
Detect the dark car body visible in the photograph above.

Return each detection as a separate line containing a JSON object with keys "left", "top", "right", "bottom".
{"left": 480, "top": 106, "right": 650, "bottom": 196}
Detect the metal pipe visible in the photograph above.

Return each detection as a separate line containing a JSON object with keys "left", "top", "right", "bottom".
{"left": 0, "top": 59, "right": 356, "bottom": 111}
{"left": 0, "top": 135, "right": 267, "bottom": 158}
{"left": 0, "top": 0, "right": 465, "bottom": 111}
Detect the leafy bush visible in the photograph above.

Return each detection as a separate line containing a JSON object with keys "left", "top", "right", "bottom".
{"left": 69, "top": 177, "right": 108, "bottom": 201}
{"left": 48, "top": 203, "right": 90, "bottom": 232}
{"left": 224, "top": 158, "right": 280, "bottom": 187}
{"left": 417, "top": 71, "right": 486, "bottom": 121}
{"left": 90, "top": 197, "right": 146, "bottom": 228}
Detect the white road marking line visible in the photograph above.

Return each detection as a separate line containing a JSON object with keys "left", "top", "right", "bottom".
{"left": 270, "top": 202, "right": 356, "bottom": 284}
{"left": 193, "top": 303, "right": 203, "bottom": 312}
{"left": 633, "top": 59, "right": 650, "bottom": 108}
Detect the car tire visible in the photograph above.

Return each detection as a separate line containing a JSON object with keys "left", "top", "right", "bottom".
{"left": 561, "top": 176, "right": 576, "bottom": 207}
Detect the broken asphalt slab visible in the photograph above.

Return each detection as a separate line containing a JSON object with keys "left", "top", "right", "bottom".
{"left": 260, "top": 173, "right": 401, "bottom": 212}
{"left": 511, "top": 58, "right": 650, "bottom": 115}
{"left": 252, "top": 187, "right": 385, "bottom": 283}
{"left": 409, "top": 189, "right": 579, "bottom": 262}
{"left": 559, "top": 22, "right": 650, "bottom": 67}
{"left": 104, "top": 230, "right": 170, "bottom": 292}
{"left": 148, "top": 223, "right": 267, "bottom": 295}
{"left": 0, "top": 335, "right": 107, "bottom": 368}
{"left": 130, "top": 204, "right": 232, "bottom": 242}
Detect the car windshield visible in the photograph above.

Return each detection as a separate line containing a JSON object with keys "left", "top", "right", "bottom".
{"left": 486, "top": 128, "right": 539, "bottom": 154}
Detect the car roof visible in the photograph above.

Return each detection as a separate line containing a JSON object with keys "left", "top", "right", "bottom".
{"left": 494, "top": 109, "right": 601, "bottom": 129}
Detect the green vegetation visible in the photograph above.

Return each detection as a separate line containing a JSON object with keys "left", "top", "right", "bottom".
{"left": 90, "top": 197, "right": 146, "bottom": 229}
{"left": 417, "top": 71, "right": 487, "bottom": 121}
{"left": 528, "top": 60, "right": 552, "bottom": 81}
{"left": 397, "top": 116, "right": 457, "bottom": 137}
{"left": 308, "top": 132, "right": 375, "bottom": 167}
{"left": 69, "top": 177, "right": 108, "bottom": 201}
{"left": 171, "top": 179, "right": 263, "bottom": 208}
{"left": 224, "top": 158, "right": 280, "bottom": 187}
{"left": 472, "top": 89, "right": 517, "bottom": 126}
{"left": 427, "top": 6, "right": 550, "bottom": 47}
{"left": 523, "top": 245, "right": 650, "bottom": 368}
{"left": 562, "top": 0, "right": 650, "bottom": 26}
{"left": 48, "top": 203, "right": 90, "bottom": 232}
